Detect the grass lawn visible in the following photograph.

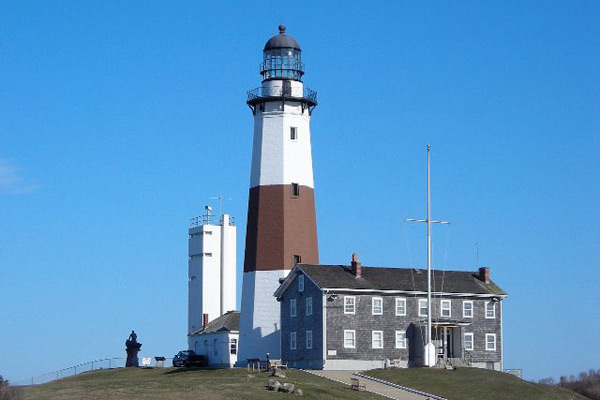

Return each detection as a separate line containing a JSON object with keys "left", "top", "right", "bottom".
{"left": 366, "top": 367, "right": 588, "bottom": 400}
{"left": 16, "top": 367, "right": 383, "bottom": 400}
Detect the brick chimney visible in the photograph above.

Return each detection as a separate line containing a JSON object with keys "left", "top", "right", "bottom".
{"left": 203, "top": 313, "right": 209, "bottom": 327}
{"left": 351, "top": 253, "right": 361, "bottom": 278}
{"left": 478, "top": 267, "right": 490, "bottom": 284}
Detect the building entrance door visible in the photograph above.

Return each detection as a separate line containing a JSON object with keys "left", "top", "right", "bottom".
{"left": 445, "top": 328, "right": 455, "bottom": 358}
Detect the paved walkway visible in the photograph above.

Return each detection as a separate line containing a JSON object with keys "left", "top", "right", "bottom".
{"left": 305, "top": 370, "right": 437, "bottom": 400}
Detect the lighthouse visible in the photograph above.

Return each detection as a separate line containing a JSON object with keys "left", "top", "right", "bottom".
{"left": 238, "top": 25, "right": 319, "bottom": 361}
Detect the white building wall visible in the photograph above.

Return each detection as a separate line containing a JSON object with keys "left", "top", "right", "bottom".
{"left": 238, "top": 269, "right": 290, "bottom": 362}
{"left": 189, "top": 331, "right": 239, "bottom": 368}
{"left": 220, "top": 215, "right": 237, "bottom": 315}
{"left": 188, "top": 214, "right": 237, "bottom": 335}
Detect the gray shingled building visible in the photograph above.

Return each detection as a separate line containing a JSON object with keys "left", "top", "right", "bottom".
{"left": 274, "top": 256, "right": 507, "bottom": 371}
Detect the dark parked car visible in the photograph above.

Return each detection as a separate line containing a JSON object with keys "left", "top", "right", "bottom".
{"left": 173, "top": 350, "right": 205, "bottom": 367}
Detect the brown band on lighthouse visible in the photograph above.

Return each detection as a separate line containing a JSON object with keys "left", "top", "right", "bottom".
{"left": 244, "top": 184, "right": 319, "bottom": 272}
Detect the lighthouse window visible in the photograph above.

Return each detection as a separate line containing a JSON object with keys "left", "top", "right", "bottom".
{"left": 290, "top": 127, "right": 298, "bottom": 140}
{"left": 292, "top": 183, "right": 299, "bottom": 197}
{"left": 294, "top": 254, "right": 302, "bottom": 266}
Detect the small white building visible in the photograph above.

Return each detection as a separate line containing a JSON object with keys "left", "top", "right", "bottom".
{"left": 188, "top": 207, "right": 236, "bottom": 340}
{"left": 188, "top": 311, "right": 240, "bottom": 368}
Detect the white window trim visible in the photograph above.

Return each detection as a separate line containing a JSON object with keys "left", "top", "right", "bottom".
{"left": 290, "top": 299, "right": 297, "bottom": 317}
{"left": 486, "top": 301, "right": 496, "bottom": 319}
{"left": 298, "top": 275, "right": 304, "bottom": 292}
{"left": 306, "top": 297, "right": 313, "bottom": 316}
{"left": 372, "top": 330, "right": 384, "bottom": 349}
{"left": 290, "top": 332, "right": 297, "bottom": 350}
{"left": 306, "top": 330, "right": 313, "bottom": 349}
{"left": 372, "top": 297, "right": 383, "bottom": 315}
{"left": 463, "top": 300, "right": 474, "bottom": 318}
{"left": 395, "top": 297, "right": 406, "bottom": 316}
{"left": 395, "top": 330, "right": 407, "bottom": 349}
{"left": 464, "top": 332, "right": 474, "bottom": 351}
{"left": 344, "top": 330, "right": 356, "bottom": 348}
{"left": 440, "top": 299, "right": 451, "bottom": 318}
{"left": 344, "top": 296, "right": 356, "bottom": 314}
{"left": 485, "top": 333, "right": 496, "bottom": 351}
{"left": 418, "top": 299, "right": 428, "bottom": 317}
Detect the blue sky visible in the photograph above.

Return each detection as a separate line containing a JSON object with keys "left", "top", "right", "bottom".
{"left": 1, "top": 1, "right": 598, "bottom": 383}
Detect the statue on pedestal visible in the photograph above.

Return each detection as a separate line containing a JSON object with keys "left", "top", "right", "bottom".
{"left": 125, "top": 330, "right": 142, "bottom": 367}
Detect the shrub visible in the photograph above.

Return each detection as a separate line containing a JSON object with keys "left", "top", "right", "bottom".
{"left": 0, "top": 375, "right": 15, "bottom": 400}
{"left": 558, "top": 369, "right": 600, "bottom": 400}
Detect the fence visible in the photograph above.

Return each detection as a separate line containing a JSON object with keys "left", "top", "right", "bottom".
{"left": 12, "top": 357, "right": 174, "bottom": 386}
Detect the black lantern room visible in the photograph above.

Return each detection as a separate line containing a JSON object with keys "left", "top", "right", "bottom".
{"left": 261, "top": 25, "right": 304, "bottom": 81}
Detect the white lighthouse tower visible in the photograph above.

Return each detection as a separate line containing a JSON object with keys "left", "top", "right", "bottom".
{"left": 238, "top": 25, "right": 319, "bottom": 362}
{"left": 187, "top": 206, "right": 237, "bottom": 342}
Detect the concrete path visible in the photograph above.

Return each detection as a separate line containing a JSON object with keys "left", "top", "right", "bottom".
{"left": 305, "top": 370, "right": 438, "bottom": 400}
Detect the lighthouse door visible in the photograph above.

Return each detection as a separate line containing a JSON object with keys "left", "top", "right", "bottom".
{"left": 283, "top": 80, "right": 292, "bottom": 96}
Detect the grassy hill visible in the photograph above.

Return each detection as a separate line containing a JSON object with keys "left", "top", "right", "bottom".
{"left": 15, "top": 367, "right": 381, "bottom": 400}
{"left": 15, "top": 366, "right": 590, "bottom": 400}
{"left": 366, "top": 367, "right": 589, "bottom": 400}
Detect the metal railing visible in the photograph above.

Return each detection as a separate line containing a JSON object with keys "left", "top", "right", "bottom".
{"left": 247, "top": 86, "right": 317, "bottom": 104}
{"left": 12, "top": 357, "right": 174, "bottom": 386}
{"left": 190, "top": 214, "right": 236, "bottom": 228}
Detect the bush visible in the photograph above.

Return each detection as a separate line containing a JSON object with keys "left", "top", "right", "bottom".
{"left": 0, "top": 375, "right": 15, "bottom": 400}
{"left": 557, "top": 369, "right": 600, "bottom": 400}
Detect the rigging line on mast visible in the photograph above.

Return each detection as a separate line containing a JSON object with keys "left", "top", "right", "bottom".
{"left": 440, "top": 224, "right": 450, "bottom": 292}
{"left": 403, "top": 220, "right": 427, "bottom": 348}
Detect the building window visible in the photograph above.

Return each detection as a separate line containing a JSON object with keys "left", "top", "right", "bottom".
{"left": 306, "top": 297, "right": 313, "bottom": 316}
{"left": 306, "top": 330, "right": 313, "bottom": 349}
{"left": 290, "top": 332, "right": 297, "bottom": 350}
{"left": 290, "top": 126, "right": 298, "bottom": 140}
{"left": 204, "top": 253, "right": 213, "bottom": 257}
{"left": 290, "top": 299, "right": 297, "bottom": 317}
{"left": 204, "top": 230, "right": 213, "bottom": 235}
{"left": 230, "top": 338, "right": 237, "bottom": 355}
{"left": 344, "top": 296, "right": 355, "bottom": 314}
{"left": 372, "top": 331, "right": 383, "bottom": 349}
{"left": 486, "top": 333, "right": 496, "bottom": 351}
{"left": 486, "top": 301, "right": 496, "bottom": 319}
{"left": 298, "top": 274, "right": 304, "bottom": 292}
{"left": 395, "top": 298, "right": 406, "bottom": 316}
{"left": 372, "top": 297, "right": 383, "bottom": 315}
{"left": 344, "top": 330, "right": 356, "bottom": 348}
{"left": 294, "top": 254, "right": 302, "bottom": 265}
{"left": 463, "top": 301, "right": 474, "bottom": 318}
{"left": 440, "top": 299, "right": 451, "bottom": 318}
{"left": 418, "top": 299, "right": 428, "bottom": 317}
{"left": 291, "top": 183, "right": 299, "bottom": 197}
{"left": 395, "top": 331, "right": 407, "bottom": 349}
{"left": 464, "top": 333, "right": 474, "bottom": 351}
{"left": 213, "top": 339, "right": 218, "bottom": 355}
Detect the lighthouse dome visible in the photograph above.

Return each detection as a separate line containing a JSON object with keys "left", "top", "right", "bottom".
{"left": 264, "top": 25, "right": 301, "bottom": 51}
{"left": 261, "top": 25, "right": 304, "bottom": 81}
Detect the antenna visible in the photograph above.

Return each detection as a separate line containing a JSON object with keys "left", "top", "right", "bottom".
{"left": 209, "top": 194, "right": 233, "bottom": 216}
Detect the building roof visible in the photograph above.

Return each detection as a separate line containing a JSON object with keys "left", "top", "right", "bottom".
{"left": 189, "top": 311, "right": 240, "bottom": 336}
{"left": 276, "top": 264, "right": 507, "bottom": 297}
{"left": 264, "top": 25, "right": 301, "bottom": 51}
